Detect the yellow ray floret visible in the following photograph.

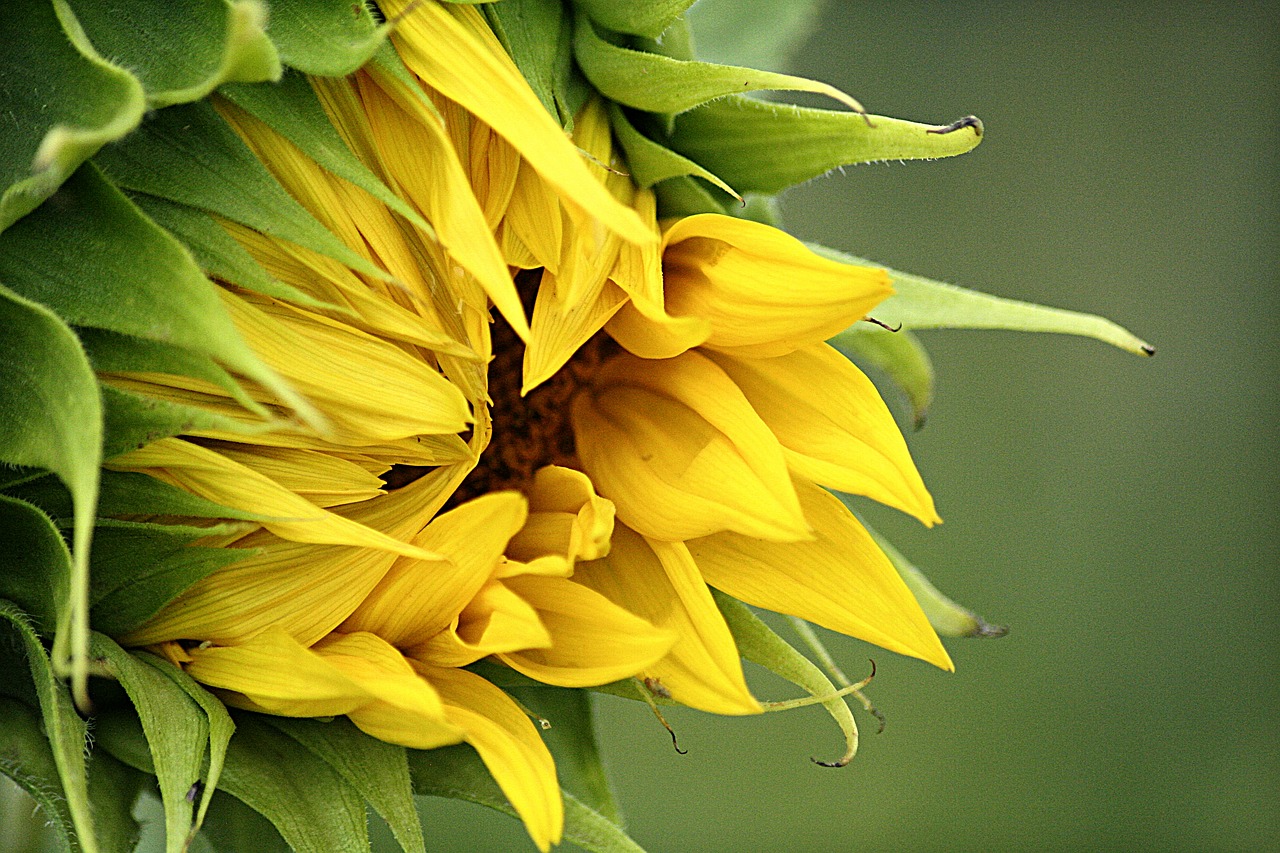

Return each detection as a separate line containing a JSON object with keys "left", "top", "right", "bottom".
{"left": 707, "top": 344, "right": 941, "bottom": 525}
{"left": 687, "top": 478, "right": 953, "bottom": 671}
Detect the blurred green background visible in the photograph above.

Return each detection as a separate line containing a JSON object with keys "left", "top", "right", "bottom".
{"left": 418, "top": 1, "right": 1280, "bottom": 850}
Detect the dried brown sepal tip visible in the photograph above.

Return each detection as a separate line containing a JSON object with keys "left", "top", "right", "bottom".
{"left": 639, "top": 677, "right": 687, "bottom": 754}
{"left": 927, "top": 115, "right": 984, "bottom": 138}
{"left": 862, "top": 315, "right": 902, "bottom": 333}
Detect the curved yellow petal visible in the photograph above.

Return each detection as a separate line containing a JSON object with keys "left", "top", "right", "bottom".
{"left": 687, "top": 478, "right": 953, "bottom": 671}
{"left": 381, "top": 0, "right": 649, "bottom": 247}
{"left": 119, "top": 531, "right": 409, "bottom": 648}
{"left": 342, "top": 491, "right": 527, "bottom": 647}
{"left": 107, "top": 438, "right": 436, "bottom": 559}
{"left": 661, "top": 214, "right": 892, "bottom": 357}
{"left": 409, "top": 578, "right": 551, "bottom": 668}
{"left": 505, "top": 466, "right": 616, "bottom": 566}
{"left": 412, "top": 662, "right": 563, "bottom": 853}
{"left": 523, "top": 272, "right": 628, "bottom": 393}
{"left": 573, "top": 351, "right": 808, "bottom": 541}
{"left": 210, "top": 443, "right": 386, "bottom": 508}
{"left": 571, "top": 525, "right": 760, "bottom": 715}
{"left": 707, "top": 344, "right": 940, "bottom": 525}
{"left": 498, "top": 574, "right": 676, "bottom": 688}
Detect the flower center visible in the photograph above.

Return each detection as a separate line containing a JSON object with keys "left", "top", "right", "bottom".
{"left": 449, "top": 317, "right": 616, "bottom": 504}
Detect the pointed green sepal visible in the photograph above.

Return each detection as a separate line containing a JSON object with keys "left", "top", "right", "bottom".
{"left": 572, "top": 0, "right": 697, "bottom": 38}
{"left": 817, "top": 246, "right": 1155, "bottom": 357}
{"left": 665, "top": 97, "right": 983, "bottom": 195}
{"left": 265, "top": 0, "right": 389, "bottom": 76}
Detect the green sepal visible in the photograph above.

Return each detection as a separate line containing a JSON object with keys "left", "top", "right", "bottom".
{"left": 84, "top": 750, "right": 148, "bottom": 853}
{"left": 409, "top": 742, "right": 648, "bottom": 853}
{"left": 219, "top": 70, "right": 435, "bottom": 235}
{"left": 665, "top": 97, "right": 983, "bottom": 195}
{"left": 87, "top": 519, "right": 255, "bottom": 638}
{"left": 0, "top": 696, "right": 81, "bottom": 852}
{"left": 0, "top": 162, "right": 317, "bottom": 428}
{"left": 265, "top": 716, "right": 426, "bottom": 853}
{"left": 0, "top": 495, "right": 72, "bottom": 636}
{"left": 92, "top": 100, "right": 390, "bottom": 288}
{"left": 712, "top": 589, "right": 862, "bottom": 767}
{"left": 135, "top": 652, "right": 235, "bottom": 839}
{"left": 571, "top": 0, "right": 697, "bottom": 38}
{"left": 127, "top": 192, "right": 335, "bottom": 311}
{"left": 89, "top": 633, "right": 213, "bottom": 853}
{"left": 98, "top": 385, "right": 262, "bottom": 461}
{"left": 505, "top": 685, "right": 623, "bottom": 826}
{"left": 261, "top": 0, "right": 389, "bottom": 77}
{"left": 817, "top": 247, "right": 1156, "bottom": 357}
{"left": 0, "top": 286, "right": 99, "bottom": 707}
{"left": 574, "top": 13, "right": 864, "bottom": 116}
{"left": 0, "top": 600, "right": 98, "bottom": 853}
{"left": 0, "top": 0, "right": 145, "bottom": 232}
{"left": 652, "top": 175, "right": 734, "bottom": 218}
{"left": 66, "top": 0, "right": 281, "bottom": 109}
{"left": 607, "top": 103, "right": 739, "bottom": 199}
{"left": 97, "top": 708, "right": 372, "bottom": 853}
{"left": 829, "top": 326, "right": 935, "bottom": 430}
{"left": 7, "top": 470, "right": 262, "bottom": 527}
{"left": 198, "top": 789, "right": 290, "bottom": 853}
{"left": 685, "top": 0, "right": 823, "bottom": 72}
{"left": 860, "top": 522, "right": 1007, "bottom": 639}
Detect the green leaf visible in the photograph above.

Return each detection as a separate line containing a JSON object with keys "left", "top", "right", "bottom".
{"left": 0, "top": 162, "right": 318, "bottom": 427}
{"left": 665, "top": 97, "right": 983, "bottom": 195}
{"left": 90, "top": 634, "right": 211, "bottom": 853}
{"left": 860, "top": 522, "right": 1007, "bottom": 639}
{"left": 652, "top": 174, "right": 733, "bottom": 218}
{"left": 712, "top": 589, "right": 863, "bottom": 767}
{"left": 264, "top": 0, "right": 389, "bottom": 76}
{"left": 505, "top": 686, "right": 621, "bottom": 825}
{"left": 136, "top": 652, "right": 235, "bottom": 838}
{"left": 685, "top": 0, "right": 823, "bottom": 72}
{"left": 0, "top": 601, "right": 97, "bottom": 853}
{"left": 816, "top": 246, "right": 1156, "bottom": 357}
{"left": 572, "top": 0, "right": 697, "bottom": 38}
{"left": 266, "top": 716, "right": 425, "bottom": 853}
{"left": 92, "top": 100, "right": 390, "bottom": 286}
{"left": 0, "top": 288, "right": 98, "bottom": 706}
{"left": 574, "top": 13, "right": 865, "bottom": 116}
{"left": 409, "top": 743, "right": 646, "bottom": 853}
{"left": 128, "top": 192, "right": 333, "bottom": 310}
{"left": 88, "top": 519, "right": 254, "bottom": 638}
{"left": 66, "top": 0, "right": 280, "bottom": 108}
{"left": 829, "top": 326, "right": 935, "bottom": 430}
{"left": 0, "top": 0, "right": 145, "bottom": 231}
{"left": 219, "top": 70, "right": 434, "bottom": 234}
{"left": 198, "top": 789, "right": 289, "bottom": 853}
{"left": 607, "top": 103, "right": 739, "bottom": 199}
{"left": 0, "top": 696, "right": 79, "bottom": 852}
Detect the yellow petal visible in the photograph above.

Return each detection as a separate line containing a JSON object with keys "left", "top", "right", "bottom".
{"left": 381, "top": 0, "right": 649, "bottom": 247}
{"left": 498, "top": 574, "right": 676, "bottom": 688}
{"left": 501, "top": 158, "right": 563, "bottom": 272}
{"left": 411, "top": 662, "right": 564, "bottom": 852}
{"left": 119, "top": 531, "right": 410, "bottom": 648}
{"left": 409, "top": 578, "right": 552, "bottom": 668}
{"left": 314, "top": 632, "right": 465, "bottom": 749}
{"left": 523, "top": 272, "right": 628, "bottom": 393}
{"left": 572, "top": 351, "right": 809, "bottom": 541}
{"left": 660, "top": 214, "right": 892, "bottom": 357}
{"left": 687, "top": 477, "right": 953, "bottom": 671}
{"left": 221, "top": 289, "right": 473, "bottom": 442}
{"left": 342, "top": 491, "right": 527, "bottom": 647}
{"left": 707, "top": 344, "right": 941, "bottom": 525}
{"left": 209, "top": 443, "right": 386, "bottom": 507}
{"left": 505, "top": 466, "right": 616, "bottom": 565}
{"left": 356, "top": 66, "right": 530, "bottom": 339}
{"left": 571, "top": 525, "right": 760, "bottom": 715}
{"left": 107, "top": 438, "right": 436, "bottom": 559}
